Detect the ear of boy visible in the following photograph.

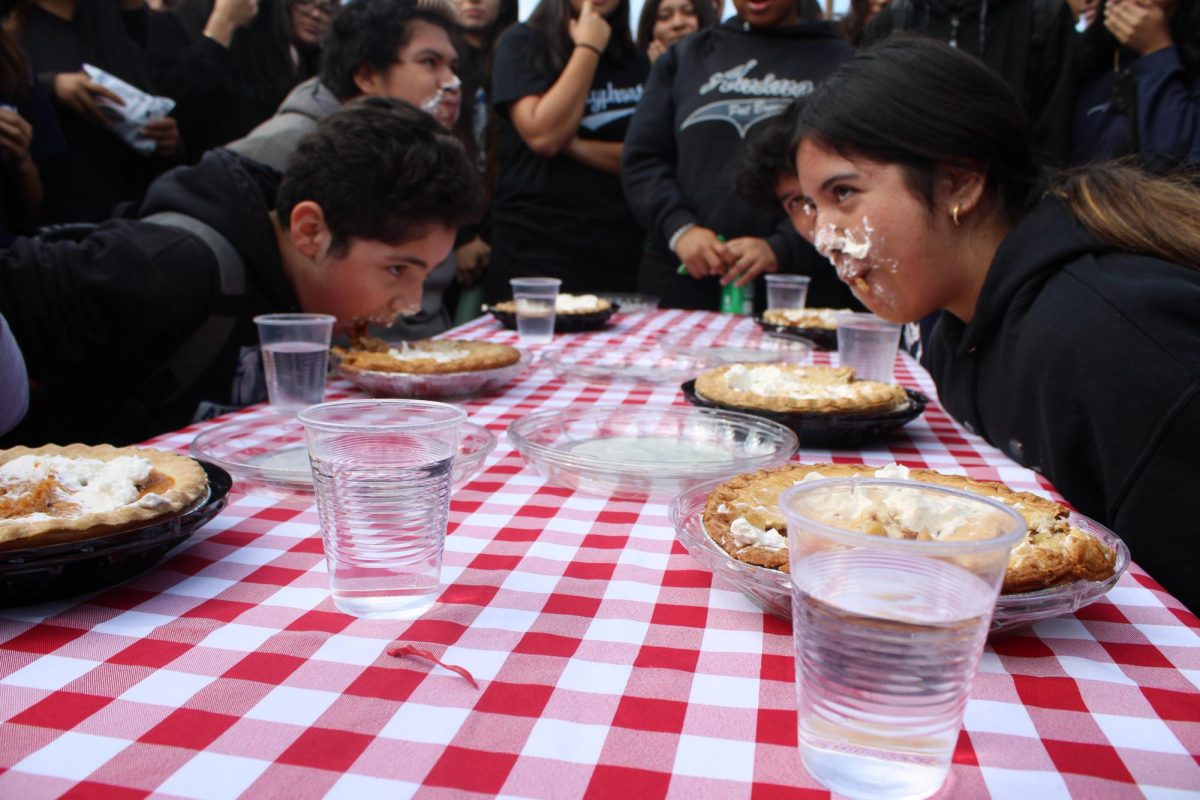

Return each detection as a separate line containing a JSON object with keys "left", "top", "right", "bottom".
{"left": 289, "top": 200, "right": 332, "bottom": 260}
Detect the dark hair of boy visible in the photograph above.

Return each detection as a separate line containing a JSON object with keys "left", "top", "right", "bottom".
{"left": 526, "top": 0, "right": 638, "bottom": 74}
{"left": 278, "top": 96, "right": 483, "bottom": 254}
{"left": 732, "top": 101, "right": 804, "bottom": 210}
{"left": 320, "top": 0, "right": 462, "bottom": 102}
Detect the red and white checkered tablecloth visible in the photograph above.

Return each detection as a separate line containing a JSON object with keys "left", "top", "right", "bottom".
{"left": 2, "top": 310, "right": 1198, "bottom": 799}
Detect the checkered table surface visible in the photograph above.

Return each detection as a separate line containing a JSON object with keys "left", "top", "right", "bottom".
{"left": 2, "top": 310, "right": 1198, "bottom": 799}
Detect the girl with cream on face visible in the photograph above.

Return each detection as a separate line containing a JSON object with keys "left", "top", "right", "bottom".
{"left": 793, "top": 37, "right": 1200, "bottom": 615}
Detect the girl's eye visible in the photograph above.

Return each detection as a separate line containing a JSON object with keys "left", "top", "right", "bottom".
{"left": 832, "top": 185, "right": 856, "bottom": 203}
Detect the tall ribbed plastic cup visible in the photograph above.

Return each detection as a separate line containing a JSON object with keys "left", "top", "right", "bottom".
{"left": 780, "top": 478, "right": 1025, "bottom": 799}
{"left": 298, "top": 400, "right": 466, "bottom": 619}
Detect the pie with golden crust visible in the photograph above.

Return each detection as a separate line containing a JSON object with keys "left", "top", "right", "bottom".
{"left": 491, "top": 294, "right": 613, "bottom": 316}
{"left": 694, "top": 363, "right": 911, "bottom": 415}
{"left": 334, "top": 338, "right": 521, "bottom": 375}
{"left": 702, "top": 463, "right": 1117, "bottom": 594}
{"left": 761, "top": 308, "right": 849, "bottom": 330}
{"left": 0, "top": 444, "right": 209, "bottom": 549}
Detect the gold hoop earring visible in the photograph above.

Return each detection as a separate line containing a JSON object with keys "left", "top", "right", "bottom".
{"left": 952, "top": 205, "right": 962, "bottom": 227}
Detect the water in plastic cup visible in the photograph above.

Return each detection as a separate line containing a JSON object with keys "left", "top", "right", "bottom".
{"left": 765, "top": 274, "right": 811, "bottom": 310}
{"left": 254, "top": 313, "right": 335, "bottom": 410}
{"left": 779, "top": 479, "right": 1025, "bottom": 800}
{"left": 836, "top": 312, "right": 902, "bottom": 383}
{"left": 510, "top": 277, "right": 561, "bottom": 345}
{"left": 298, "top": 400, "right": 466, "bottom": 619}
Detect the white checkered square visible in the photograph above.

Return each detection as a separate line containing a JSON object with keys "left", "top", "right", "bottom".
{"left": 699, "top": 627, "right": 763, "bottom": 654}
{"left": 220, "top": 546, "right": 283, "bottom": 566}
{"left": 978, "top": 766, "right": 1071, "bottom": 798}
{"left": 521, "top": 718, "right": 610, "bottom": 764}
{"left": 261, "top": 586, "right": 329, "bottom": 610}
{"left": 445, "top": 534, "right": 489, "bottom": 556}
{"left": 471, "top": 605, "right": 540, "bottom": 634}
{"left": 458, "top": 512, "right": 516, "bottom": 530}
{"left": 524, "top": 540, "right": 581, "bottom": 563}
{"left": 311, "top": 633, "right": 388, "bottom": 666}
{"left": 1057, "top": 655, "right": 1138, "bottom": 686}
{"left": 157, "top": 751, "right": 271, "bottom": 800}
{"left": 671, "top": 734, "right": 755, "bottom": 781}
{"left": 601, "top": 580, "right": 659, "bottom": 603}
{"left": 1093, "top": 713, "right": 1189, "bottom": 755}
{"left": 13, "top": 732, "right": 129, "bottom": 780}
{"left": 198, "top": 623, "right": 279, "bottom": 653}
{"left": 500, "top": 569, "right": 562, "bottom": 596}
{"left": 326, "top": 773, "right": 418, "bottom": 799}
{"left": 263, "top": 521, "right": 321, "bottom": 539}
{"left": 556, "top": 659, "right": 632, "bottom": 695}
{"left": 244, "top": 685, "right": 340, "bottom": 726}
{"left": 121, "top": 669, "right": 215, "bottom": 707}
{"left": 379, "top": 701, "right": 470, "bottom": 744}
{"left": 1182, "top": 669, "right": 1200, "bottom": 692}
{"left": 1106, "top": 585, "right": 1164, "bottom": 607}
{"left": 705, "top": 586, "right": 763, "bottom": 613}
{"left": 166, "top": 576, "right": 238, "bottom": 600}
{"left": 2, "top": 655, "right": 97, "bottom": 690}
{"left": 688, "top": 673, "right": 760, "bottom": 709}
{"left": 1132, "top": 624, "right": 1200, "bottom": 649}
{"left": 615, "top": 547, "right": 671, "bottom": 571}
{"left": 963, "top": 699, "right": 1038, "bottom": 738}
{"left": 92, "top": 611, "right": 176, "bottom": 638}
{"left": 1026, "top": 617, "right": 1095, "bottom": 641}
{"left": 584, "top": 617, "right": 650, "bottom": 645}
{"left": 1142, "top": 787, "right": 1200, "bottom": 799}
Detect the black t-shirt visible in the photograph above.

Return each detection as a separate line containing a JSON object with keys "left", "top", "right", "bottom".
{"left": 487, "top": 24, "right": 648, "bottom": 297}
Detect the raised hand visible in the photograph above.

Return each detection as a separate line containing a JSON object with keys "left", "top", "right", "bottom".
{"left": 568, "top": 0, "right": 611, "bottom": 54}
{"left": 1105, "top": 0, "right": 1172, "bottom": 56}
{"left": 53, "top": 72, "right": 125, "bottom": 127}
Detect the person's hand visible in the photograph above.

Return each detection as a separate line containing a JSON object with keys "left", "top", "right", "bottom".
{"left": 204, "top": 0, "right": 259, "bottom": 46}
{"left": 0, "top": 108, "right": 33, "bottom": 165}
{"left": 140, "top": 116, "right": 180, "bottom": 157}
{"left": 52, "top": 72, "right": 124, "bottom": 127}
{"left": 1067, "top": 0, "right": 1098, "bottom": 25}
{"left": 455, "top": 236, "right": 490, "bottom": 285}
{"left": 1105, "top": 0, "right": 1172, "bottom": 56}
{"left": 675, "top": 226, "right": 731, "bottom": 279}
{"left": 647, "top": 40, "right": 666, "bottom": 63}
{"left": 722, "top": 237, "right": 777, "bottom": 287}
{"left": 568, "top": 0, "right": 611, "bottom": 53}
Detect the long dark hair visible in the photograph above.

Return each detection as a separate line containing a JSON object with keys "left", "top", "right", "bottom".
{"left": 794, "top": 35, "right": 1040, "bottom": 224}
{"left": 526, "top": 0, "right": 638, "bottom": 74}
{"left": 796, "top": 36, "right": 1200, "bottom": 269}
{"left": 635, "top": 0, "right": 717, "bottom": 53}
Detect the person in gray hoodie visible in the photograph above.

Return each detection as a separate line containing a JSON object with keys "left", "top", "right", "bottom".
{"left": 227, "top": 0, "right": 467, "bottom": 339}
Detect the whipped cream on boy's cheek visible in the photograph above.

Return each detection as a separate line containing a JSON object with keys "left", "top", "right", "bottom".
{"left": 421, "top": 77, "right": 462, "bottom": 125}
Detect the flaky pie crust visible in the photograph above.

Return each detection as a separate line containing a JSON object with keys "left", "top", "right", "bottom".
{"left": 0, "top": 444, "right": 209, "bottom": 549}
{"left": 702, "top": 463, "right": 1117, "bottom": 594}
{"left": 695, "top": 363, "right": 911, "bottom": 415}
{"left": 334, "top": 338, "right": 521, "bottom": 375}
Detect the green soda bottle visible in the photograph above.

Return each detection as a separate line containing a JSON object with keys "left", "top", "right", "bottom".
{"left": 720, "top": 280, "right": 754, "bottom": 315}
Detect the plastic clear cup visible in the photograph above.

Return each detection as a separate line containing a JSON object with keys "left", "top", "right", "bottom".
{"left": 510, "top": 277, "right": 561, "bottom": 345}
{"left": 780, "top": 478, "right": 1025, "bottom": 800}
{"left": 765, "top": 274, "right": 812, "bottom": 310}
{"left": 254, "top": 313, "right": 336, "bottom": 411}
{"left": 298, "top": 399, "right": 467, "bottom": 619}
{"left": 836, "top": 311, "right": 902, "bottom": 383}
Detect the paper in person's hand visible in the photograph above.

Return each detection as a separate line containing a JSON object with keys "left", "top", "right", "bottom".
{"left": 82, "top": 64, "right": 175, "bottom": 154}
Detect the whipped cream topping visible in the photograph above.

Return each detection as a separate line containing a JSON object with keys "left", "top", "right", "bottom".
{"left": 771, "top": 307, "right": 844, "bottom": 327}
{"left": 730, "top": 517, "right": 787, "bottom": 551}
{"left": 722, "top": 364, "right": 866, "bottom": 399}
{"left": 386, "top": 343, "right": 472, "bottom": 363}
{"left": 1, "top": 454, "right": 163, "bottom": 520}
{"left": 555, "top": 294, "right": 604, "bottom": 313}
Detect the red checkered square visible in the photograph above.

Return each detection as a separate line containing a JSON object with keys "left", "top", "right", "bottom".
{"left": 633, "top": 645, "right": 700, "bottom": 673}
{"left": 748, "top": 782, "right": 827, "bottom": 799}
{"left": 1101, "top": 642, "right": 1175, "bottom": 669}
{"left": 59, "top": 781, "right": 149, "bottom": 800}
{"left": 1012, "top": 676, "right": 1089, "bottom": 712}
{"left": 755, "top": 709, "right": 796, "bottom": 747}
{"left": 289, "top": 537, "right": 325, "bottom": 555}
{"left": 140, "top": 708, "right": 239, "bottom": 749}
{"left": 514, "top": 632, "right": 582, "bottom": 659}
{"left": 223, "top": 652, "right": 306, "bottom": 684}
{"left": 542, "top": 593, "right": 602, "bottom": 618}
{"left": 276, "top": 727, "right": 373, "bottom": 772}
{"left": 475, "top": 681, "right": 555, "bottom": 718}
{"left": 580, "top": 533, "right": 629, "bottom": 550}
{"left": 990, "top": 635, "right": 1057, "bottom": 659}
{"left": 9, "top": 692, "right": 111, "bottom": 730}
{"left": 284, "top": 611, "right": 355, "bottom": 635}
{"left": 1141, "top": 687, "right": 1200, "bottom": 722}
{"left": 181, "top": 598, "right": 255, "bottom": 623}
{"left": 468, "top": 553, "right": 524, "bottom": 572}
{"left": 584, "top": 764, "right": 671, "bottom": 799}
{"left": 89, "top": 588, "right": 158, "bottom": 611}
{"left": 659, "top": 569, "right": 711, "bottom": 589}
{"left": 760, "top": 654, "right": 794, "bottom": 683}
{"left": 107, "top": 639, "right": 192, "bottom": 669}
{"left": 160, "top": 554, "right": 215, "bottom": 576}
{"left": 1042, "top": 740, "right": 1136, "bottom": 783}
{"left": 242, "top": 566, "right": 307, "bottom": 586}
{"left": 492, "top": 526, "right": 542, "bottom": 543}
{"left": 424, "top": 746, "right": 518, "bottom": 794}
{"left": 3, "top": 625, "right": 86, "bottom": 654}
{"left": 401, "top": 619, "right": 469, "bottom": 645}
{"left": 343, "top": 666, "right": 427, "bottom": 702}
{"left": 649, "top": 603, "right": 708, "bottom": 629}
{"left": 611, "top": 696, "right": 687, "bottom": 734}
{"left": 563, "top": 561, "right": 618, "bottom": 581}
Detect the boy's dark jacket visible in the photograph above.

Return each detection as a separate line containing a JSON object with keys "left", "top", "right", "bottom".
{"left": 928, "top": 197, "right": 1200, "bottom": 613}
{"left": 0, "top": 150, "right": 296, "bottom": 447}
